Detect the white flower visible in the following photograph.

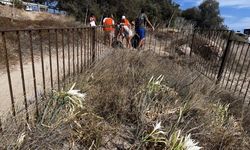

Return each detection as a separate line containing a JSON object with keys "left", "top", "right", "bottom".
{"left": 155, "top": 81, "right": 161, "bottom": 85}
{"left": 183, "top": 134, "right": 202, "bottom": 150}
{"left": 156, "top": 74, "right": 164, "bottom": 81}
{"left": 153, "top": 121, "right": 162, "bottom": 132}
{"left": 67, "top": 83, "right": 86, "bottom": 98}
{"left": 17, "top": 132, "right": 26, "bottom": 146}
{"left": 67, "top": 89, "right": 86, "bottom": 98}
{"left": 149, "top": 76, "right": 154, "bottom": 83}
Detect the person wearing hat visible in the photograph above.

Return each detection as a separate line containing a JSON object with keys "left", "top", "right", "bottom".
{"left": 121, "top": 16, "right": 131, "bottom": 28}
{"left": 121, "top": 16, "right": 133, "bottom": 48}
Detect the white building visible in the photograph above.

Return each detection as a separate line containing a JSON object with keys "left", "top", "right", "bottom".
{"left": 0, "top": 0, "right": 66, "bottom": 15}
{"left": 22, "top": 2, "right": 48, "bottom": 12}
{"left": 0, "top": 0, "right": 12, "bottom": 5}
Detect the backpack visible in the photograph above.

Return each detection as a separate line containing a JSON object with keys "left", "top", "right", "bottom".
{"left": 131, "top": 34, "right": 140, "bottom": 48}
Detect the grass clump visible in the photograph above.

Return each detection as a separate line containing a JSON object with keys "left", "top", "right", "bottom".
{"left": 40, "top": 83, "right": 86, "bottom": 128}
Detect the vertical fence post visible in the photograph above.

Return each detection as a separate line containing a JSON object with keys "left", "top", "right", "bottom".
{"left": 55, "top": 29, "right": 60, "bottom": 90}
{"left": 39, "top": 30, "right": 46, "bottom": 96}
{"left": 216, "top": 30, "right": 233, "bottom": 84}
{"left": 2, "top": 32, "right": 16, "bottom": 118}
{"left": 17, "top": 31, "right": 29, "bottom": 122}
{"left": 0, "top": 117, "right": 2, "bottom": 133}
{"left": 48, "top": 30, "right": 53, "bottom": 90}
{"left": 92, "top": 27, "right": 96, "bottom": 63}
{"left": 62, "top": 29, "right": 66, "bottom": 88}
{"left": 190, "top": 29, "right": 196, "bottom": 57}
{"left": 29, "top": 31, "right": 39, "bottom": 118}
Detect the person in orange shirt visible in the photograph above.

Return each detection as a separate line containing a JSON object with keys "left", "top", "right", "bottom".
{"left": 121, "top": 16, "right": 133, "bottom": 48}
{"left": 121, "top": 15, "right": 131, "bottom": 28}
{"left": 103, "top": 14, "right": 115, "bottom": 47}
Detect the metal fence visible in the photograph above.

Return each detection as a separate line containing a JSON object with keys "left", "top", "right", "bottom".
{"left": 0, "top": 26, "right": 250, "bottom": 130}
{"left": 151, "top": 28, "right": 250, "bottom": 104}
{"left": 218, "top": 35, "right": 250, "bottom": 101}
{"left": 186, "top": 29, "right": 250, "bottom": 103}
{"left": 0, "top": 27, "right": 107, "bottom": 127}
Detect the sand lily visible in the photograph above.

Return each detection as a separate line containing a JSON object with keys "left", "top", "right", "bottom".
{"left": 67, "top": 83, "right": 86, "bottom": 98}
{"left": 147, "top": 75, "right": 165, "bottom": 96}
{"left": 15, "top": 132, "right": 26, "bottom": 149}
{"left": 142, "top": 121, "right": 167, "bottom": 145}
{"left": 214, "top": 103, "right": 230, "bottom": 126}
{"left": 169, "top": 130, "right": 184, "bottom": 149}
{"left": 168, "top": 130, "right": 202, "bottom": 150}
{"left": 183, "top": 134, "right": 202, "bottom": 150}
{"left": 67, "top": 89, "right": 86, "bottom": 98}
{"left": 41, "top": 83, "right": 86, "bottom": 128}
{"left": 153, "top": 121, "right": 162, "bottom": 132}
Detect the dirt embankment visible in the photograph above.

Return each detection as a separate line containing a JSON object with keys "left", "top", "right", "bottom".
{"left": 0, "top": 5, "right": 79, "bottom": 29}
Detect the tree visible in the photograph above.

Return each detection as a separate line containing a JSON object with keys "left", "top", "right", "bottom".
{"left": 198, "top": 0, "right": 223, "bottom": 28}
{"left": 182, "top": 0, "right": 224, "bottom": 28}
{"left": 181, "top": 7, "right": 200, "bottom": 26}
{"left": 56, "top": 0, "right": 180, "bottom": 25}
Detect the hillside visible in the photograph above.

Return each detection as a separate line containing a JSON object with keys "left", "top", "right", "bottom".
{"left": 1, "top": 50, "right": 250, "bottom": 149}
{"left": 0, "top": 5, "right": 78, "bottom": 29}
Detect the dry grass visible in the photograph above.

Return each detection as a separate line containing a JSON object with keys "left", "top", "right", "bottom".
{"left": 0, "top": 16, "right": 78, "bottom": 30}
{"left": 0, "top": 50, "right": 250, "bottom": 149}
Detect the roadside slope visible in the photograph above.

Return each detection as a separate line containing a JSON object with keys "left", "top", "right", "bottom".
{"left": 0, "top": 5, "right": 78, "bottom": 29}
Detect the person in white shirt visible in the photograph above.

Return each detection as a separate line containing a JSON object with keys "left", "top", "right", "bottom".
{"left": 248, "top": 36, "right": 250, "bottom": 44}
{"left": 121, "top": 16, "right": 133, "bottom": 48}
{"left": 89, "top": 13, "right": 96, "bottom": 27}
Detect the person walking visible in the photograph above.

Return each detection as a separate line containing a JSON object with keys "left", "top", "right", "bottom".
{"left": 89, "top": 13, "right": 96, "bottom": 27}
{"left": 103, "top": 14, "right": 115, "bottom": 47}
{"left": 135, "top": 8, "right": 154, "bottom": 49}
{"left": 121, "top": 16, "right": 133, "bottom": 48}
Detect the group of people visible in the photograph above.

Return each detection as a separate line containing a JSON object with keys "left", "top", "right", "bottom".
{"left": 89, "top": 9, "right": 154, "bottom": 49}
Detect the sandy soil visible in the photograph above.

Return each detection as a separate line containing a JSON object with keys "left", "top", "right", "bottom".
{"left": 0, "top": 5, "right": 74, "bottom": 22}
{"left": 0, "top": 43, "right": 109, "bottom": 118}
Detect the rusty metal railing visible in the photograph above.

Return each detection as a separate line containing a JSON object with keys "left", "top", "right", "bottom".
{"left": 147, "top": 28, "right": 250, "bottom": 105}
{"left": 0, "top": 26, "right": 107, "bottom": 128}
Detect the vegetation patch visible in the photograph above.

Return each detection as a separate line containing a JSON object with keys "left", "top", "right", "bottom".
{"left": 0, "top": 50, "right": 249, "bottom": 149}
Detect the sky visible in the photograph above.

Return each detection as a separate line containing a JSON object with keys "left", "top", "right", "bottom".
{"left": 174, "top": 0, "right": 250, "bottom": 32}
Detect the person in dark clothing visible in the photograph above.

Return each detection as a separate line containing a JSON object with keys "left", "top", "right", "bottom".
{"left": 135, "top": 8, "right": 154, "bottom": 48}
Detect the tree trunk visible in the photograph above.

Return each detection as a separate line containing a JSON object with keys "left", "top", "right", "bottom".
{"left": 84, "top": 7, "right": 89, "bottom": 26}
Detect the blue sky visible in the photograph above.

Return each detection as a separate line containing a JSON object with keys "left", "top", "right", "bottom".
{"left": 174, "top": 0, "right": 250, "bottom": 32}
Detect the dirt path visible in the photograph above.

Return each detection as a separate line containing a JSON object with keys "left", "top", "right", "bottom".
{"left": 0, "top": 44, "right": 109, "bottom": 117}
